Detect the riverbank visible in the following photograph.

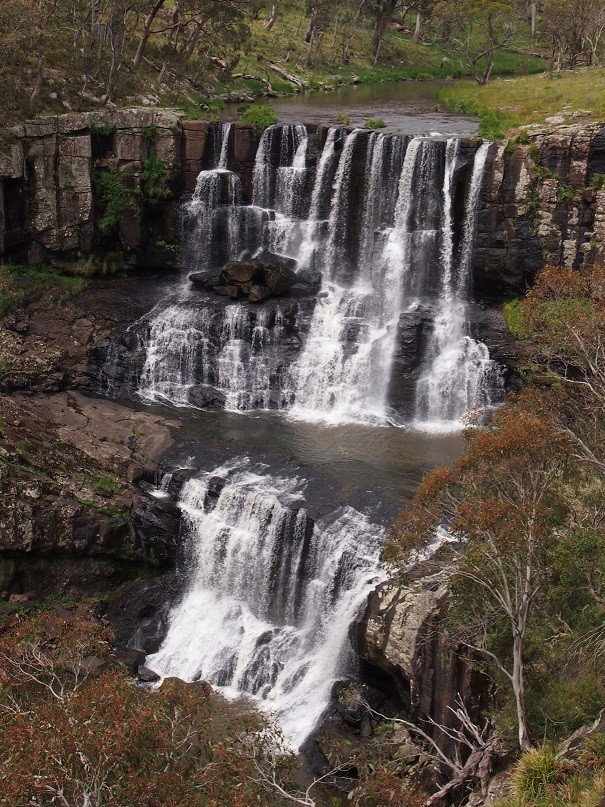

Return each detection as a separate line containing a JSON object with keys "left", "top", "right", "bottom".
{"left": 438, "top": 67, "right": 605, "bottom": 138}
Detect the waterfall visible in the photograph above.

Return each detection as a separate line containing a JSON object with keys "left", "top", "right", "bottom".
{"left": 111, "top": 124, "right": 502, "bottom": 428}
{"left": 217, "top": 123, "right": 232, "bottom": 170}
{"left": 287, "top": 136, "right": 419, "bottom": 424}
{"left": 139, "top": 303, "right": 291, "bottom": 409}
{"left": 146, "top": 459, "right": 385, "bottom": 749}
{"left": 414, "top": 142, "right": 503, "bottom": 430}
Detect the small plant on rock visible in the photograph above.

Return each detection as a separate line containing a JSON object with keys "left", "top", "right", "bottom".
{"left": 240, "top": 104, "right": 279, "bottom": 135}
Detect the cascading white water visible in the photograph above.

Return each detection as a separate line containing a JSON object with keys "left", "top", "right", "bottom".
{"left": 139, "top": 303, "right": 290, "bottom": 409}
{"left": 287, "top": 135, "right": 422, "bottom": 425}
{"left": 146, "top": 458, "right": 385, "bottom": 749}
{"left": 414, "top": 142, "right": 503, "bottom": 430}
{"left": 130, "top": 123, "right": 502, "bottom": 428}
{"left": 103, "top": 124, "right": 506, "bottom": 753}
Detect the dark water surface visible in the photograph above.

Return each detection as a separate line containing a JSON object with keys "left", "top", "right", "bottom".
{"left": 228, "top": 80, "right": 479, "bottom": 136}
{"left": 146, "top": 403, "right": 463, "bottom": 526}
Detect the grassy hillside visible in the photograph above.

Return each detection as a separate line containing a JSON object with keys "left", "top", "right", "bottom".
{"left": 227, "top": 4, "right": 545, "bottom": 95}
{"left": 439, "top": 68, "right": 605, "bottom": 138}
{"left": 0, "top": 0, "right": 545, "bottom": 126}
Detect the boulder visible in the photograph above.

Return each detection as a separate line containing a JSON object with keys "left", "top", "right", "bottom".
{"left": 137, "top": 665, "right": 161, "bottom": 683}
{"left": 255, "top": 249, "right": 298, "bottom": 272}
{"left": 214, "top": 285, "right": 242, "bottom": 299}
{"left": 248, "top": 284, "right": 271, "bottom": 302}
{"left": 263, "top": 264, "right": 297, "bottom": 295}
{"left": 289, "top": 282, "right": 316, "bottom": 298}
{"left": 113, "top": 645, "right": 146, "bottom": 672}
{"left": 189, "top": 271, "right": 222, "bottom": 289}
{"left": 221, "top": 261, "right": 259, "bottom": 284}
{"left": 297, "top": 267, "right": 322, "bottom": 292}
{"left": 68, "top": 655, "right": 107, "bottom": 677}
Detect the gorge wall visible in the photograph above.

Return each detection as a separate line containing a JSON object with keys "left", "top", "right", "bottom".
{"left": 2, "top": 110, "right": 605, "bottom": 293}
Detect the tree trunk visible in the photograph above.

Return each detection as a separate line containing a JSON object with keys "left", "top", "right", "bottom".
{"left": 413, "top": 11, "right": 422, "bottom": 43}
{"left": 530, "top": 2, "right": 537, "bottom": 39}
{"left": 372, "top": 15, "right": 389, "bottom": 64}
{"left": 304, "top": 9, "right": 316, "bottom": 44}
{"left": 133, "top": 0, "right": 166, "bottom": 68}
{"left": 512, "top": 633, "right": 531, "bottom": 752}
{"left": 29, "top": 56, "right": 45, "bottom": 111}
{"left": 264, "top": 3, "right": 278, "bottom": 30}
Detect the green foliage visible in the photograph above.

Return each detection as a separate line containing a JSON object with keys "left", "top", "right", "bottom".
{"left": 155, "top": 239, "right": 179, "bottom": 255}
{"left": 512, "top": 746, "right": 561, "bottom": 801}
{"left": 365, "top": 118, "right": 386, "bottom": 129}
{"left": 502, "top": 298, "right": 525, "bottom": 337}
{"left": 557, "top": 184, "right": 581, "bottom": 202}
{"left": 527, "top": 190, "right": 541, "bottom": 219}
{"left": 239, "top": 103, "right": 279, "bottom": 134}
{"left": 438, "top": 92, "right": 512, "bottom": 138}
{"left": 141, "top": 154, "right": 170, "bottom": 201}
{"left": 90, "top": 123, "right": 117, "bottom": 138}
{"left": 336, "top": 111, "right": 351, "bottom": 125}
{"left": 94, "top": 474, "right": 121, "bottom": 496}
{"left": 0, "top": 264, "right": 88, "bottom": 316}
{"left": 16, "top": 442, "right": 32, "bottom": 463}
{"left": 439, "top": 69, "right": 605, "bottom": 134}
{"left": 589, "top": 173, "right": 605, "bottom": 191}
{"left": 92, "top": 169, "right": 137, "bottom": 233}
{"left": 0, "top": 608, "right": 295, "bottom": 807}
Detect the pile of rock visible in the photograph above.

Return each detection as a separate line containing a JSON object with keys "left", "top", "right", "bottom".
{"left": 189, "top": 254, "right": 321, "bottom": 302}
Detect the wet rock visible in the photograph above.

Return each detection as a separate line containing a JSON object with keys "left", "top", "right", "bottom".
{"left": 221, "top": 261, "right": 259, "bottom": 284}
{"left": 113, "top": 645, "right": 146, "bottom": 672}
{"left": 105, "top": 576, "right": 178, "bottom": 654}
{"left": 288, "top": 282, "right": 315, "bottom": 298}
{"left": 214, "top": 284, "right": 242, "bottom": 299}
{"left": 189, "top": 271, "right": 222, "bottom": 289}
{"left": 297, "top": 267, "right": 322, "bottom": 291}
{"left": 248, "top": 284, "right": 270, "bottom": 302}
{"left": 255, "top": 249, "right": 298, "bottom": 272}
{"left": 263, "top": 264, "right": 297, "bottom": 295}
{"left": 137, "top": 665, "right": 161, "bottom": 683}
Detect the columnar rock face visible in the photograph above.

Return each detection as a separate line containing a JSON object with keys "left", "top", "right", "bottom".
{"left": 361, "top": 565, "right": 489, "bottom": 756}
{"left": 3, "top": 110, "right": 605, "bottom": 294}
{"left": 0, "top": 112, "right": 264, "bottom": 268}
{"left": 474, "top": 122, "right": 605, "bottom": 294}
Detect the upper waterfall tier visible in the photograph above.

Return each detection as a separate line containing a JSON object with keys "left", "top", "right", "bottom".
{"left": 103, "top": 123, "right": 503, "bottom": 429}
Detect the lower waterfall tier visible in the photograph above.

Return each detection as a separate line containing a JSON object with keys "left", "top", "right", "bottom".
{"left": 146, "top": 457, "right": 386, "bottom": 749}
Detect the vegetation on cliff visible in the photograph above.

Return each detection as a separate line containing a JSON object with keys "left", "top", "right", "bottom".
{"left": 383, "top": 265, "right": 605, "bottom": 802}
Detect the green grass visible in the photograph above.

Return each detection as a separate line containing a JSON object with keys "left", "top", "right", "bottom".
{"left": 239, "top": 103, "right": 279, "bottom": 134}
{"left": 0, "top": 264, "right": 88, "bottom": 316}
{"left": 439, "top": 68, "right": 605, "bottom": 135}
{"left": 365, "top": 118, "right": 386, "bottom": 129}
{"left": 502, "top": 298, "right": 525, "bottom": 337}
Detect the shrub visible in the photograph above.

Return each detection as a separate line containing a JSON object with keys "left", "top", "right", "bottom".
{"left": 240, "top": 103, "right": 279, "bottom": 134}
{"left": 511, "top": 746, "right": 561, "bottom": 801}
{"left": 365, "top": 118, "right": 386, "bottom": 129}
{"left": 589, "top": 173, "right": 605, "bottom": 191}
{"left": 337, "top": 111, "right": 351, "bottom": 125}
{"left": 92, "top": 169, "right": 137, "bottom": 233}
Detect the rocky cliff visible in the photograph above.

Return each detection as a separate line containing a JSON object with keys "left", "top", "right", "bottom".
{"left": 2, "top": 111, "right": 605, "bottom": 297}
{"left": 475, "top": 121, "right": 605, "bottom": 294}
